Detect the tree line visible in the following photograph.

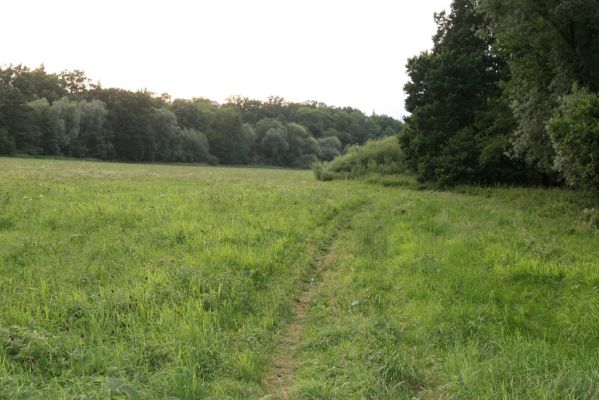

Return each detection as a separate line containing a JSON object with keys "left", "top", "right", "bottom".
{"left": 402, "top": 0, "right": 599, "bottom": 189}
{"left": 0, "top": 65, "right": 403, "bottom": 167}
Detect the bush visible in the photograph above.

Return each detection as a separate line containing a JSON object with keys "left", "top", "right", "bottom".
{"left": 312, "top": 136, "right": 407, "bottom": 181}
{"left": 548, "top": 87, "right": 599, "bottom": 190}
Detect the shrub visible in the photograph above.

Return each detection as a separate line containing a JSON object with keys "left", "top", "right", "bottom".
{"left": 312, "top": 136, "right": 406, "bottom": 181}
{"left": 548, "top": 87, "right": 599, "bottom": 190}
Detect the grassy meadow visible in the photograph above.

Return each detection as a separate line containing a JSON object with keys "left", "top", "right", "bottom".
{"left": 1, "top": 158, "right": 598, "bottom": 399}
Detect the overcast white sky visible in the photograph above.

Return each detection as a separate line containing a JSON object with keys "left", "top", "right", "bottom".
{"left": 1, "top": 0, "right": 451, "bottom": 118}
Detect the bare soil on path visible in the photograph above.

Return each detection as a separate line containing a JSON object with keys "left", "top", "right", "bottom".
{"left": 261, "top": 219, "right": 351, "bottom": 399}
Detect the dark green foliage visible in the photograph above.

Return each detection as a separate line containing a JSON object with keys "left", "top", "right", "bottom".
{"left": 0, "top": 68, "right": 40, "bottom": 155}
{"left": 481, "top": 0, "right": 599, "bottom": 173}
{"left": 401, "top": 0, "right": 525, "bottom": 186}
{"left": 0, "top": 64, "right": 402, "bottom": 167}
{"left": 177, "top": 128, "right": 211, "bottom": 163}
{"left": 548, "top": 87, "right": 599, "bottom": 189}
{"left": 92, "top": 88, "right": 154, "bottom": 162}
{"left": 0, "top": 127, "right": 15, "bottom": 155}
{"left": 260, "top": 128, "right": 289, "bottom": 165}
{"left": 77, "top": 99, "right": 113, "bottom": 159}
{"left": 391, "top": 0, "right": 599, "bottom": 188}
{"left": 313, "top": 136, "right": 406, "bottom": 181}
{"left": 171, "top": 98, "right": 214, "bottom": 132}
{"left": 317, "top": 136, "right": 342, "bottom": 161}
{"left": 286, "top": 123, "right": 319, "bottom": 167}
{"left": 207, "top": 108, "right": 250, "bottom": 165}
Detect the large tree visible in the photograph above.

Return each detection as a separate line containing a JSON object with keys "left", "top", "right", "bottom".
{"left": 401, "top": 0, "right": 525, "bottom": 185}
{"left": 481, "top": 0, "right": 599, "bottom": 181}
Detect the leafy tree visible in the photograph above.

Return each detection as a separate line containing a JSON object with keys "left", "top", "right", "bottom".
{"left": 224, "top": 96, "right": 260, "bottom": 124}
{"left": 548, "top": 87, "right": 599, "bottom": 189}
{"left": 207, "top": 108, "right": 250, "bottom": 164}
{"left": 255, "top": 118, "right": 285, "bottom": 141}
{"left": 317, "top": 136, "right": 342, "bottom": 161}
{"left": 240, "top": 123, "right": 256, "bottom": 162}
{"left": 51, "top": 97, "right": 81, "bottom": 155}
{"left": 371, "top": 114, "right": 404, "bottom": 138}
{"left": 0, "top": 67, "right": 39, "bottom": 154}
{"left": 28, "top": 98, "right": 60, "bottom": 155}
{"left": 294, "top": 106, "right": 329, "bottom": 137}
{"left": 77, "top": 99, "right": 113, "bottom": 159}
{"left": 261, "top": 127, "right": 289, "bottom": 165}
{"left": 60, "top": 70, "right": 91, "bottom": 95}
{"left": 0, "top": 127, "right": 15, "bottom": 155}
{"left": 173, "top": 128, "right": 210, "bottom": 163}
{"left": 148, "top": 107, "right": 180, "bottom": 161}
{"left": 481, "top": 0, "right": 599, "bottom": 175}
{"left": 401, "top": 0, "right": 519, "bottom": 185}
{"left": 0, "top": 64, "right": 405, "bottom": 167}
{"left": 286, "top": 122, "right": 319, "bottom": 166}
{"left": 171, "top": 98, "right": 215, "bottom": 132}
{"left": 92, "top": 88, "right": 154, "bottom": 161}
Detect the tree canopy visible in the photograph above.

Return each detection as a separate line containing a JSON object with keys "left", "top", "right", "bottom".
{"left": 400, "top": 0, "right": 599, "bottom": 189}
{"left": 0, "top": 65, "right": 404, "bottom": 167}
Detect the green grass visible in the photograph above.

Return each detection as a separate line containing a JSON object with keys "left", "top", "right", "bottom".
{"left": 296, "top": 186, "right": 599, "bottom": 399}
{"left": 0, "top": 158, "right": 364, "bottom": 399}
{"left": 1, "top": 158, "right": 598, "bottom": 399}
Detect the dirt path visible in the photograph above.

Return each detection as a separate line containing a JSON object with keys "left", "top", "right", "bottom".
{"left": 261, "top": 223, "right": 347, "bottom": 399}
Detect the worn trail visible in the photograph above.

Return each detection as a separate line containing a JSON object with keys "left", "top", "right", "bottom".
{"left": 261, "top": 214, "right": 356, "bottom": 399}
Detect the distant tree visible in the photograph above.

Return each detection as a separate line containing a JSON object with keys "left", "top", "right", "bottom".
{"left": 255, "top": 118, "right": 285, "bottom": 147}
{"left": 0, "top": 127, "right": 15, "bottom": 155}
{"left": 240, "top": 123, "right": 256, "bottom": 161}
{"left": 294, "top": 106, "right": 330, "bottom": 137}
{"left": 10, "top": 65, "right": 67, "bottom": 103}
{"left": 28, "top": 98, "right": 60, "bottom": 155}
{"left": 207, "top": 107, "right": 250, "bottom": 164}
{"left": 149, "top": 107, "right": 180, "bottom": 161}
{"left": 224, "top": 96, "right": 265, "bottom": 124}
{"left": 0, "top": 63, "right": 406, "bottom": 167}
{"left": 77, "top": 99, "right": 113, "bottom": 159}
{"left": 51, "top": 97, "right": 81, "bottom": 155}
{"left": 171, "top": 98, "right": 214, "bottom": 132}
{"left": 59, "top": 70, "right": 91, "bottom": 95}
{"left": 92, "top": 88, "right": 154, "bottom": 161}
{"left": 175, "top": 128, "right": 210, "bottom": 163}
{"left": 286, "top": 122, "right": 319, "bottom": 166}
{"left": 261, "top": 127, "right": 289, "bottom": 165}
{"left": 317, "top": 136, "right": 342, "bottom": 161}
{"left": 370, "top": 114, "right": 404, "bottom": 138}
{"left": 0, "top": 66, "right": 39, "bottom": 154}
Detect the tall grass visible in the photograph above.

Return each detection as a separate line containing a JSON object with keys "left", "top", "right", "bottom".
{"left": 0, "top": 158, "right": 364, "bottom": 399}
{"left": 295, "top": 185, "right": 599, "bottom": 399}
{"left": 1, "top": 157, "right": 598, "bottom": 399}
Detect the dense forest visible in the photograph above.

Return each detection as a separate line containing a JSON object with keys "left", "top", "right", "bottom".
{"left": 0, "top": 66, "right": 403, "bottom": 167}
{"left": 401, "top": 0, "right": 599, "bottom": 189}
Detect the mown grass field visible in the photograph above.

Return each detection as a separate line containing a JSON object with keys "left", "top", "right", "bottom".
{"left": 1, "top": 158, "right": 598, "bottom": 399}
